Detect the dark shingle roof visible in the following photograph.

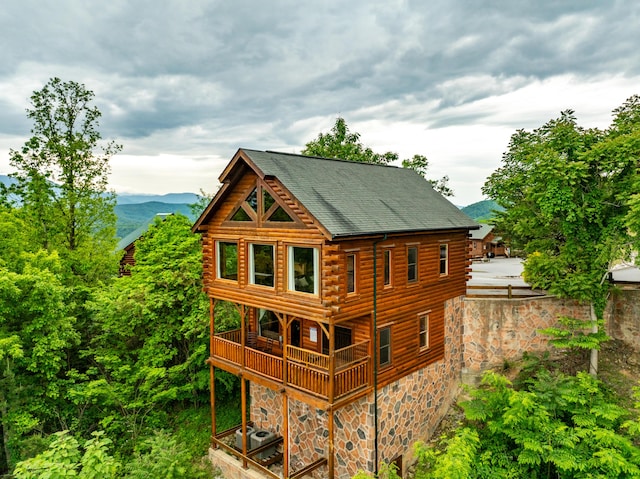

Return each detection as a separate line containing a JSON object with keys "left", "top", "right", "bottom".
{"left": 241, "top": 149, "right": 478, "bottom": 239}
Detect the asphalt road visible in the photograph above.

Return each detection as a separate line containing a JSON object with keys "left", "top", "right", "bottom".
{"left": 468, "top": 257, "right": 527, "bottom": 286}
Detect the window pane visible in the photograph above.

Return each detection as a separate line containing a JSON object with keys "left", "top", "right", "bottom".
{"left": 347, "top": 254, "right": 356, "bottom": 293}
{"left": 440, "top": 244, "right": 448, "bottom": 275}
{"left": 407, "top": 247, "right": 417, "bottom": 282}
{"left": 292, "top": 247, "right": 316, "bottom": 294}
{"left": 252, "top": 244, "right": 274, "bottom": 287}
{"left": 246, "top": 188, "right": 258, "bottom": 212}
{"left": 419, "top": 315, "right": 429, "bottom": 349}
{"left": 258, "top": 309, "right": 280, "bottom": 339}
{"left": 231, "top": 207, "right": 252, "bottom": 221}
{"left": 268, "top": 206, "right": 294, "bottom": 222}
{"left": 383, "top": 250, "right": 391, "bottom": 286}
{"left": 218, "top": 242, "right": 238, "bottom": 280}
{"left": 379, "top": 327, "right": 391, "bottom": 366}
{"left": 263, "top": 189, "right": 275, "bottom": 213}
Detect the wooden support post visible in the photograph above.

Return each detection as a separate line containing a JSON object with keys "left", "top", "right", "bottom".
{"left": 241, "top": 377, "right": 248, "bottom": 469}
{"left": 209, "top": 298, "right": 217, "bottom": 444}
{"left": 328, "top": 407, "right": 335, "bottom": 479}
{"left": 240, "top": 305, "right": 246, "bottom": 368}
{"left": 328, "top": 323, "right": 335, "bottom": 404}
{"left": 283, "top": 392, "right": 289, "bottom": 479}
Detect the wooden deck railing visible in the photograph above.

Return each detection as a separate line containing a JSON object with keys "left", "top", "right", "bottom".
{"left": 211, "top": 331, "right": 370, "bottom": 401}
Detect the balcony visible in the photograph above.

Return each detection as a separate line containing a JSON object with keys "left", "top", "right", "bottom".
{"left": 211, "top": 329, "right": 370, "bottom": 402}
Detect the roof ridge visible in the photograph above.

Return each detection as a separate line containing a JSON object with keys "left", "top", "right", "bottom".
{"left": 260, "top": 149, "right": 402, "bottom": 169}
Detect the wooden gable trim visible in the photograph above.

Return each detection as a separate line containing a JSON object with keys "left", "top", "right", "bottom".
{"left": 193, "top": 148, "right": 333, "bottom": 239}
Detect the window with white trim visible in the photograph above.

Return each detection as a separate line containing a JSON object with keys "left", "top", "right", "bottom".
{"left": 249, "top": 243, "right": 274, "bottom": 287}
{"left": 407, "top": 246, "right": 418, "bottom": 283}
{"left": 288, "top": 246, "right": 319, "bottom": 295}
{"left": 216, "top": 241, "right": 238, "bottom": 281}
{"left": 347, "top": 253, "right": 357, "bottom": 294}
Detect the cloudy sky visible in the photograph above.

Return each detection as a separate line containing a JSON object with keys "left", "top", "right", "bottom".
{"left": 1, "top": 1, "right": 639, "bottom": 206}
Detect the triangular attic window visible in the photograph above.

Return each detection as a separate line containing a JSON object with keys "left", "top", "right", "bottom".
{"left": 231, "top": 207, "right": 252, "bottom": 221}
{"left": 267, "top": 206, "right": 294, "bottom": 222}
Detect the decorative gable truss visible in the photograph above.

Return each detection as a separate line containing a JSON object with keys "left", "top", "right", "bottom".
{"left": 223, "top": 178, "right": 306, "bottom": 228}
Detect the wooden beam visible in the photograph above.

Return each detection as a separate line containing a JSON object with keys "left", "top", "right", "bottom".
{"left": 283, "top": 393, "right": 289, "bottom": 479}
{"left": 328, "top": 408, "right": 335, "bottom": 478}
{"left": 241, "top": 377, "right": 248, "bottom": 469}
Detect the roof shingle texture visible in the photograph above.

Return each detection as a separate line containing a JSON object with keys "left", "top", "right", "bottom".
{"left": 243, "top": 149, "right": 477, "bottom": 239}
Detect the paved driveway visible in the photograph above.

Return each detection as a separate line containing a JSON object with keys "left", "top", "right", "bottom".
{"left": 468, "top": 257, "right": 527, "bottom": 286}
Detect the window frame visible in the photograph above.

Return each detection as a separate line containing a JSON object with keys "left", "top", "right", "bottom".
{"left": 418, "top": 312, "right": 430, "bottom": 351}
{"left": 216, "top": 240, "right": 238, "bottom": 281}
{"left": 407, "top": 245, "right": 418, "bottom": 284}
{"left": 383, "top": 248, "right": 393, "bottom": 288}
{"left": 257, "top": 308, "right": 280, "bottom": 340}
{"left": 346, "top": 252, "right": 357, "bottom": 295}
{"left": 287, "top": 245, "right": 319, "bottom": 295}
{"left": 439, "top": 243, "right": 449, "bottom": 276}
{"left": 248, "top": 242, "right": 275, "bottom": 288}
{"left": 379, "top": 326, "right": 391, "bottom": 368}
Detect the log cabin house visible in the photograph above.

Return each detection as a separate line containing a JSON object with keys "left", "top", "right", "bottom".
{"left": 469, "top": 223, "right": 506, "bottom": 259}
{"left": 192, "top": 149, "right": 478, "bottom": 478}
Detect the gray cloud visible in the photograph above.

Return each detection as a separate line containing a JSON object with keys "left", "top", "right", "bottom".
{"left": 1, "top": 0, "right": 639, "bottom": 204}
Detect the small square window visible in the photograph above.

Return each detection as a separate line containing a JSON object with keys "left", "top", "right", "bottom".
{"left": 250, "top": 243, "right": 274, "bottom": 287}
{"left": 379, "top": 326, "right": 391, "bottom": 367}
{"left": 217, "top": 241, "right": 238, "bottom": 280}
{"left": 347, "top": 253, "right": 357, "bottom": 294}
{"left": 439, "top": 244, "right": 449, "bottom": 276}
{"left": 407, "top": 246, "right": 418, "bottom": 283}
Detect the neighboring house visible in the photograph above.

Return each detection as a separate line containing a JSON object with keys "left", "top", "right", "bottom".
{"left": 469, "top": 223, "right": 506, "bottom": 258}
{"left": 117, "top": 213, "right": 171, "bottom": 276}
{"left": 192, "top": 149, "right": 478, "bottom": 479}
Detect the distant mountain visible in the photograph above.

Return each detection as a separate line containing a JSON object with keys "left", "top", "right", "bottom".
{"left": 116, "top": 192, "right": 200, "bottom": 205}
{"left": 461, "top": 200, "right": 504, "bottom": 222}
{"left": 115, "top": 201, "right": 196, "bottom": 238}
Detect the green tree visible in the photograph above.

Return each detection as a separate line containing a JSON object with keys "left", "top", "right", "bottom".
{"left": 303, "top": 117, "right": 453, "bottom": 196}
{"left": 0, "top": 252, "right": 80, "bottom": 472}
{"left": 78, "top": 215, "right": 225, "bottom": 448}
{"left": 483, "top": 100, "right": 640, "bottom": 375}
{"left": 13, "top": 430, "right": 120, "bottom": 479}
{"left": 4, "top": 77, "right": 120, "bottom": 283}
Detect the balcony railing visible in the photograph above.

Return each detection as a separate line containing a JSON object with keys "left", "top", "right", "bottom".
{"left": 211, "top": 330, "right": 370, "bottom": 401}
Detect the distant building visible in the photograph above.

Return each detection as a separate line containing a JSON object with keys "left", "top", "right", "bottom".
{"left": 469, "top": 223, "right": 506, "bottom": 258}
{"left": 117, "top": 213, "right": 171, "bottom": 276}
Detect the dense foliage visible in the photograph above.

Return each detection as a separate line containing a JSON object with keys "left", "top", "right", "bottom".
{"left": 303, "top": 117, "right": 453, "bottom": 196}
{"left": 0, "top": 78, "right": 240, "bottom": 476}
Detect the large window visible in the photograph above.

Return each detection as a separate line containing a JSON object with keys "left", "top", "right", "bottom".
{"left": 439, "top": 244, "right": 449, "bottom": 276}
{"left": 346, "top": 253, "right": 356, "bottom": 294}
{"left": 258, "top": 309, "right": 280, "bottom": 340}
{"left": 216, "top": 241, "right": 238, "bottom": 280}
{"left": 407, "top": 246, "right": 418, "bottom": 283}
{"left": 249, "top": 243, "right": 274, "bottom": 287}
{"left": 379, "top": 327, "right": 391, "bottom": 367}
{"left": 419, "top": 313, "right": 429, "bottom": 350}
{"left": 288, "top": 246, "right": 319, "bottom": 294}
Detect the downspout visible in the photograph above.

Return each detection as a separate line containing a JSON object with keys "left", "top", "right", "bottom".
{"left": 372, "top": 233, "right": 387, "bottom": 476}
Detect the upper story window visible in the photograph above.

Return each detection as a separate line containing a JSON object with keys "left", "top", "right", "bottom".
{"left": 288, "top": 246, "right": 319, "bottom": 295}
{"left": 249, "top": 243, "right": 274, "bottom": 287}
{"left": 346, "top": 253, "right": 357, "bottom": 294}
{"left": 227, "top": 182, "right": 299, "bottom": 225}
{"left": 383, "top": 249, "right": 392, "bottom": 287}
{"left": 216, "top": 241, "right": 238, "bottom": 281}
{"left": 418, "top": 313, "right": 429, "bottom": 351}
{"left": 407, "top": 246, "right": 418, "bottom": 283}
{"left": 379, "top": 326, "right": 391, "bottom": 367}
{"left": 439, "top": 244, "right": 449, "bottom": 276}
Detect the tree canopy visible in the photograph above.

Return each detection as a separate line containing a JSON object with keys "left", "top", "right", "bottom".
{"left": 303, "top": 117, "right": 453, "bottom": 196}
{"left": 2, "top": 77, "right": 121, "bottom": 283}
{"left": 482, "top": 97, "right": 640, "bottom": 374}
